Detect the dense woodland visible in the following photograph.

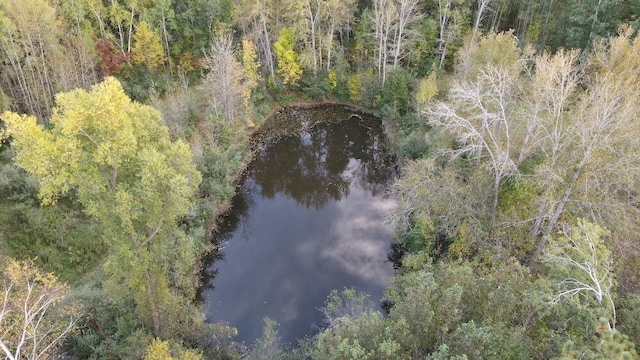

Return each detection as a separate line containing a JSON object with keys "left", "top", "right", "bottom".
{"left": 1, "top": 0, "right": 640, "bottom": 358}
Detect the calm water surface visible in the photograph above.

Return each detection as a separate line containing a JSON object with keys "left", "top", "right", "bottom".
{"left": 200, "top": 106, "right": 397, "bottom": 344}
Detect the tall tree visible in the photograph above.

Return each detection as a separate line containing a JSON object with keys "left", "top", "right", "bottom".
{"left": 0, "top": 0, "right": 98, "bottom": 122}
{"left": 428, "top": 32, "right": 525, "bottom": 233}
{"left": 284, "top": 0, "right": 356, "bottom": 73}
{"left": 1, "top": 77, "right": 202, "bottom": 335}
{"left": 372, "top": 0, "right": 393, "bottom": 82}
{"left": 141, "top": 0, "right": 176, "bottom": 68}
{"left": 241, "top": 37, "right": 261, "bottom": 91}
{"left": 472, "top": 0, "right": 492, "bottom": 35}
{"left": 285, "top": 0, "right": 323, "bottom": 72}
{"left": 436, "top": 0, "right": 469, "bottom": 69}
{"left": 140, "top": 0, "right": 175, "bottom": 70}
{"left": 323, "top": 0, "right": 356, "bottom": 71}
{"left": 565, "top": 0, "right": 622, "bottom": 49}
{"left": 232, "top": 0, "right": 277, "bottom": 80}
{"left": 171, "top": 0, "right": 232, "bottom": 58}
{"left": 530, "top": 27, "right": 640, "bottom": 260}
{"left": 428, "top": 29, "right": 640, "bottom": 263}
{"left": 371, "top": 0, "right": 423, "bottom": 83}
{"left": 391, "top": 0, "right": 422, "bottom": 68}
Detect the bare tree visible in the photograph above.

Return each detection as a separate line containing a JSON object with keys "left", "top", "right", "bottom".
{"left": 429, "top": 29, "right": 640, "bottom": 259}
{"left": 371, "top": 0, "right": 423, "bottom": 83}
{"left": 437, "top": 0, "right": 467, "bottom": 69}
{"left": 530, "top": 28, "right": 640, "bottom": 261}
{"left": 372, "top": 0, "right": 394, "bottom": 83}
{"left": 0, "top": 258, "right": 78, "bottom": 360}
{"left": 526, "top": 49, "right": 582, "bottom": 239}
{"left": 437, "top": 0, "right": 452, "bottom": 69}
{"left": 391, "top": 0, "right": 422, "bottom": 68}
{"left": 473, "top": 0, "right": 492, "bottom": 35}
{"left": 543, "top": 220, "right": 616, "bottom": 329}
{"left": 201, "top": 32, "right": 255, "bottom": 125}
{"left": 323, "top": 0, "right": 356, "bottom": 71}
{"left": 428, "top": 33, "right": 525, "bottom": 233}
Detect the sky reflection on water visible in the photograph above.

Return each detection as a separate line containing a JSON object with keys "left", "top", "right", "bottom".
{"left": 200, "top": 107, "right": 397, "bottom": 344}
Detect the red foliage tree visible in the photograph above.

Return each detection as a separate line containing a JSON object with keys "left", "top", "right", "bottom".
{"left": 94, "top": 38, "right": 130, "bottom": 76}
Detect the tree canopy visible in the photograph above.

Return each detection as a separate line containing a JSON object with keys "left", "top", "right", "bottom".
{"left": 2, "top": 77, "right": 201, "bottom": 335}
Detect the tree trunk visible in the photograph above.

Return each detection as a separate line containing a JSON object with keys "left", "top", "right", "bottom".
{"left": 438, "top": 0, "right": 450, "bottom": 69}
{"left": 145, "top": 270, "right": 161, "bottom": 335}
{"left": 127, "top": 7, "right": 135, "bottom": 53}
{"left": 588, "top": 0, "right": 603, "bottom": 44}
{"left": 93, "top": 10, "right": 105, "bottom": 38}
{"left": 490, "top": 173, "right": 500, "bottom": 237}
{"left": 161, "top": 9, "right": 171, "bottom": 71}
{"left": 473, "top": 0, "right": 490, "bottom": 35}
{"left": 326, "top": 22, "right": 334, "bottom": 71}
{"left": 261, "top": 17, "right": 275, "bottom": 80}
{"left": 306, "top": 1, "right": 318, "bottom": 72}
{"left": 529, "top": 161, "right": 584, "bottom": 267}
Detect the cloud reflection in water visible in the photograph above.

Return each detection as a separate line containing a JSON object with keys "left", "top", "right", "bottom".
{"left": 200, "top": 106, "right": 398, "bottom": 344}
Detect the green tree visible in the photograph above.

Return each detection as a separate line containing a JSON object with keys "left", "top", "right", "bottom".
{"left": 390, "top": 157, "right": 491, "bottom": 256}
{"left": 249, "top": 318, "right": 284, "bottom": 360}
{"left": 140, "top": 0, "right": 174, "bottom": 69}
{"left": 310, "top": 289, "right": 409, "bottom": 360}
{"left": 558, "top": 318, "right": 638, "bottom": 360}
{"left": 284, "top": 0, "right": 323, "bottom": 72}
{"left": 431, "top": 321, "right": 530, "bottom": 359}
{"left": 274, "top": 27, "right": 303, "bottom": 86}
{"left": 594, "top": 317, "right": 638, "bottom": 360}
{"left": 1, "top": 77, "right": 202, "bottom": 336}
{"left": 416, "top": 71, "right": 439, "bottom": 112}
{"left": 170, "top": 0, "right": 231, "bottom": 59}
{"left": 565, "top": 0, "right": 622, "bottom": 49}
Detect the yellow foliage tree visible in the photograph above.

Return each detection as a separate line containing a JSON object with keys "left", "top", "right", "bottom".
{"left": 242, "top": 37, "right": 261, "bottom": 90}
{"left": 144, "top": 339, "right": 203, "bottom": 360}
{"left": 1, "top": 77, "right": 201, "bottom": 336}
{"left": 274, "top": 27, "right": 302, "bottom": 86}
{"left": 416, "top": 71, "right": 438, "bottom": 111}
{"left": 131, "top": 21, "right": 166, "bottom": 71}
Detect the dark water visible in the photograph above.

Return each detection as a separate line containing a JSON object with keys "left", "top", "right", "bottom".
{"left": 200, "top": 105, "right": 397, "bottom": 345}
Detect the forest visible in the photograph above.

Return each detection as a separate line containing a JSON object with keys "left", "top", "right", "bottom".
{"left": 1, "top": 0, "right": 640, "bottom": 358}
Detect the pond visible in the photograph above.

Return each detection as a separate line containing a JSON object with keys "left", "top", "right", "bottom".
{"left": 199, "top": 105, "right": 397, "bottom": 345}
